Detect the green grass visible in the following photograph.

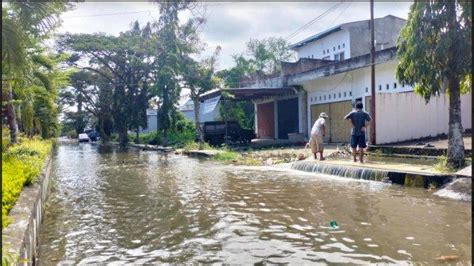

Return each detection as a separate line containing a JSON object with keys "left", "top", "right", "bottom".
{"left": 2, "top": 137, "right": 53, "bottom": 228}
{"left": 183, "top": 141, "right": 215, "bottom": 151}
{"left": 213, "top": 151, "right": 241, "bottom": 161}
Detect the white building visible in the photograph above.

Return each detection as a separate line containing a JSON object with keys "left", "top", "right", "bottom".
{"left": 233, "top": 15, "right": 471, "bottom": 144}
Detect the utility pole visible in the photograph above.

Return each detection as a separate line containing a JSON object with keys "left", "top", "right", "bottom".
{"left": 369, "top": 0, "right": 376, "bottom": 145}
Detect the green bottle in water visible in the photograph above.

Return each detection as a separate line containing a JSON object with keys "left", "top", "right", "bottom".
{"left": 330, "top": 220, "right": 338, "bottom": 228}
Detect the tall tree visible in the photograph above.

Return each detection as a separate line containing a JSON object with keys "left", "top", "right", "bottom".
{"left": 2, "top": 2, "right": 71, "bottom": 143}
{"left": 182, "top": 46, "right": 222, "bottom": 147}
{"left": 396, "top": 1, "right": 471, "bottom": 168}
{"left": 153, "top": 0, "right": 200, "bottom": 145}
{"left": 59, "top": 22, "right": 156, "bottom": 145}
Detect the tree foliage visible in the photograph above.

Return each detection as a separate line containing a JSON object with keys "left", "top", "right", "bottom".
{"left": 396, "top": 1, "right": 471, "bottom": 168}
{"left": 2, "top": 2, "right": 72, "bottom": 143}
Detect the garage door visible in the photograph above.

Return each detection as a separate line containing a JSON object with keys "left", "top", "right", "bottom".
{"left": 310, "top": 100, "right": 352, "bottom": 143}
{"left": 277, "top": 98, "right": 299, "bottom": 139}
{"left": 310, "top": 103, "right": 330, "bottom": 143}
{"left": 329, "top": 100, "right": 352, "bottom": 143}
{"left": 257, "top": 102, "right": 274, "bottom": 139}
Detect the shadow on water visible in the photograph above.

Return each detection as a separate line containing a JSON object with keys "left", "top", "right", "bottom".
{"left": 37, "top": 143, "right": 471, "bottom": 265}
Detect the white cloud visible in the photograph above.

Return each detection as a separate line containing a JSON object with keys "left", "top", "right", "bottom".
{"left": 56, "top": 1, "right": 413, "bottom": 70}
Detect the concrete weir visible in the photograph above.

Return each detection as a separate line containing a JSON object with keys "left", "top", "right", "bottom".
{"left": 2, "top": 154, "right": 53, "bottom": 265}
{"left": 291, "top": 160, "right": 452, "bottom": 188}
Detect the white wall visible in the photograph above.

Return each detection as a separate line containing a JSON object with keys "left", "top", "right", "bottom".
{"left": 376, "top": 92, "right": 472, "bottom": 144}
{"left": 302, "top": 60, "right": 413, "bottom": 136}
{"left": 296, "top": 30, "right": 351, "bottom": 60}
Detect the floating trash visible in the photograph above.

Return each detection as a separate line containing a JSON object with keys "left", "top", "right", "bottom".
{"left": 330, "top": 220, "right": 338, "bottom": 229}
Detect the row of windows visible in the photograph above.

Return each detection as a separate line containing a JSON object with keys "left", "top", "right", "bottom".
{"left": 323, "top": 43, "right": 345, "bottom": 55}
{"left": 310, "top": 91, "right": 352, "bottom": 102}
{"left": 364, "top": 82, "right": 406, "bottom": 93}
{"left": 310, "top": 82, "right": 408, "bottom": 103}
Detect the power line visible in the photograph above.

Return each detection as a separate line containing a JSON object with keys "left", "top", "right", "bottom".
{"left": 63, "top": 10, "right": 155, "bottom": 19}
{"left": 284, "top": 2, "right": 344, "bottom": 41}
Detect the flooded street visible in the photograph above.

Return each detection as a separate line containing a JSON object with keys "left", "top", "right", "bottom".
{"left": 38, "top": 144, "right": 471, "bottom": 264}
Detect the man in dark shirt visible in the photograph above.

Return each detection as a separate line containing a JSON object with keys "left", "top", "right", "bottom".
{"left": 344, "top": 102, "right": 371, "bottom": 163}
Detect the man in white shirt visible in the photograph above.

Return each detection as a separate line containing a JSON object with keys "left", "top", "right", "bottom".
{"left": 306, "top": 112, "right": 328, "bottom": 160}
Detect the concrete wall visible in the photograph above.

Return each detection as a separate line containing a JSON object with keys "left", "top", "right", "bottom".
{"left": 2, "top": 154, "right": 53, "bottom": 265}
{"left": 288, "top": 48, "right": 398, "bottom": 86}
{"left": 301, "top": 59, "right": 414, "bottom": 137}
{"left": 376, "top": 92, "right": 472, "bottom": 144}
{"left": 348, "top": 15, "right": 406, "bottom": 58}
{"left": 295, "top": 29, "right": 351, "bottom": 60}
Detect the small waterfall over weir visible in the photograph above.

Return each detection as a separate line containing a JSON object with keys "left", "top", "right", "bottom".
{"left": 291, "top": 161, "right": 389, "bottom": 181}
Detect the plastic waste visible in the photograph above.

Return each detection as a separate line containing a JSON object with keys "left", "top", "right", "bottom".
{"left": 330, "top": 220, "right": 338, "bottom": 229}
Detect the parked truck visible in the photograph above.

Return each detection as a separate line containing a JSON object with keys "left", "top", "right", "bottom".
{"left": 202, "top": 121, "right": 255, "bottom": 146}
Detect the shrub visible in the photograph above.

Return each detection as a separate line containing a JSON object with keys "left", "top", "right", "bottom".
{"left": 214, "top": 151, "right": 241, "bottom": 161}
{"left": 183, "top": 141, "right": 214, "bottom": 151}
{"left": 66, "top": 129, "right": 77, "bottom": 139}
{"left": 2, "top": 138, "right": 53, "bottom": 228}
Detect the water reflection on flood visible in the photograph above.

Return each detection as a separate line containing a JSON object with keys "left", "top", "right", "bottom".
{"left": 38, "top": 144, "right": 471, "bottom": 265}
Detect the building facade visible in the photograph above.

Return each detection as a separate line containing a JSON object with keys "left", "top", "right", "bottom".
{"left": 244, "top": 15, "right": 472, "bottom": 144}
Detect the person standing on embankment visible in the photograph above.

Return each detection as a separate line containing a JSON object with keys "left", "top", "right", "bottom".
{"left": 344, "top": 102, "right": 371, "bottom": 163}
{"left": 306, "top": 112, "right": 328, "bottom": 161}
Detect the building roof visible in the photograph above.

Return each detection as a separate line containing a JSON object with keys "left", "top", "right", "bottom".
{"left": 200, "top": 87, "right": 297, "bottom": 101}
{"left": 288, "top": 15, "right": 406, "bottom": 50}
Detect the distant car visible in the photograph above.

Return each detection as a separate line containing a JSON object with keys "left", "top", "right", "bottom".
{"left": 78, "top": 133, "right": 90, "bottom": 143}
{"left": 84, "top": 128, "right": 99, "bottom": 141}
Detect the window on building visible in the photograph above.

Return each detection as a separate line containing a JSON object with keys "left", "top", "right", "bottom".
{"left": 311, "top": 55, "right": 314, "bottom": 59}
{"left": 365, "top": 87, "right": 368, "bottom": 93}
{"left": 338, "top": 92, "right": 341, "bottom": 98}
{"left": 329, "top": 94, "right": 331, "bottom": 99}
{"left": 334, "top": 52, "right": 345, "bottom": 61}
{"left": 386, "top": 84, "right": 389, "bottom": 90}
{"left": 379, "top": 85, "right": 382, "bottom": 91}
{"left": 334, "top": 93, "right": 336, "bottom": 99}
{"left": 402, "top": 82, "right": 405, "bottom": 87}
{"left": 333, "top": 46, "right": 335, "bottom": 51}
{"left": 344, "top": 92, "right": 347, "bottom": 97}
{"left": 327, "top": 49, "right": 329, "bottom": 53}
{"left": 394, "top": 83, "right": 397, "bottom": 89}
{"left": 324, "top": 95, "right": 326, "bottom": 100}
{"left": 343, "top": 43, "right": 345, "bottom": 48}
{"left": 338, "top": 45, "right": 340, "bottom": 49}
{"left": 319, "top": 96, "right": 322, "bottom": 101}
{"left": 323, "top": 50, "right": 325, "bottom": 55}
{"left": 349, "top": 91, "right": 352, "bottom": 96}
{"left": 310, "top": 97, "right": 313, "bottom": 102}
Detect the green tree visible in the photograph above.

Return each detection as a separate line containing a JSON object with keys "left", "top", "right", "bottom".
{"left": 153, "top": 0, "right": 200, "bottom": 145}
{"left": 396, "top": 1, "right": 471, "bottom": 168}
{"left": 182, "top": 46, "right": 222, "bottom": 147}
{"left": 59, "top": 22, "right": 156, "bottom": 145}
{"left": 2, "top": 2, "right": 71, "bottom": 143}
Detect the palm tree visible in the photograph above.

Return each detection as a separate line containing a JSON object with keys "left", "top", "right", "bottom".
{"left": 2, "top": 2, "right": 70, "bottom": 143}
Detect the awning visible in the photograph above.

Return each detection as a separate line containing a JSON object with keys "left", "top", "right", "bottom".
{"left": 200, "top": 87, "right": 298, "bottom": 101}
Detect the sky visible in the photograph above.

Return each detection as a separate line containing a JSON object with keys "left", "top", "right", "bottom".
{"left": 56, "top": 1, "right": 413, "bottom": 71}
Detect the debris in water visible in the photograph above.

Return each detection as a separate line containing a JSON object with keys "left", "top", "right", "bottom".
{"left": 329, "top": 220, "right": 338, "bottom": 229}
{"left": 435, "top": 255, "right": 459, "bottom": 262}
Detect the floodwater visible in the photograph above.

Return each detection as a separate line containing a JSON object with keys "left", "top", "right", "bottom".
{"left": 38, "top": 144, "right": 471, "bottom": 265}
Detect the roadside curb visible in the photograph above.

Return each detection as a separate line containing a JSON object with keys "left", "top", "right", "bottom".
{"left": 2, "top": 152, "right": 54, "bottom": 265}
